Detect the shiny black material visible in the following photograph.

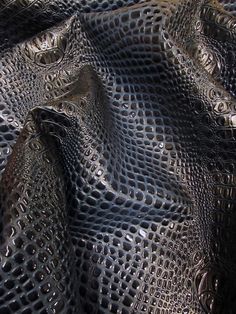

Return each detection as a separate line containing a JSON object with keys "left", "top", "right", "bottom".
{"left": 0, "top": 0, "right": 236, "bottom": 313}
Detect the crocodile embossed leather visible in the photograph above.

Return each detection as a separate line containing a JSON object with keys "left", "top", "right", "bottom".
{"left": 0, "top": 0, "right": 235, "bottom": 313}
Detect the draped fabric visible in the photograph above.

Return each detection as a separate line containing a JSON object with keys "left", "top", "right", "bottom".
{"left": 0, "top": 0, "right": 236, "bottom": 313}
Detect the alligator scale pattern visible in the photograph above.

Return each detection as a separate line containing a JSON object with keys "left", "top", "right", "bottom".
{"left": 0, "top": 0, "right": 236, "bottom": 313}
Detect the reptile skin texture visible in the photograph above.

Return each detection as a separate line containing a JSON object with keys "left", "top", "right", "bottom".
{"left": 0, "top": 0, "right": 236, "bottom": 313}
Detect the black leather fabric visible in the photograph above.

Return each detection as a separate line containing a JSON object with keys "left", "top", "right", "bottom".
{"left": 0, "top": 1, "right": 236, "bottom": 313}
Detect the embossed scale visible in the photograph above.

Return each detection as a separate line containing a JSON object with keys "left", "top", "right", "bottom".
{"left": 0, "top": 0, "right": 236, "bottom": 314}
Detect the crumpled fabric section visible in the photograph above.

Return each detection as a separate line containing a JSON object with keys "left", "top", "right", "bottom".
{"left": 0, "top": 0, "right": 235, "bottom": 313}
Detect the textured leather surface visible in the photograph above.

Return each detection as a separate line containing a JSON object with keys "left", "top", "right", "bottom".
{"left": 0, "top": 0, "right": 236, "bottom": 313}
